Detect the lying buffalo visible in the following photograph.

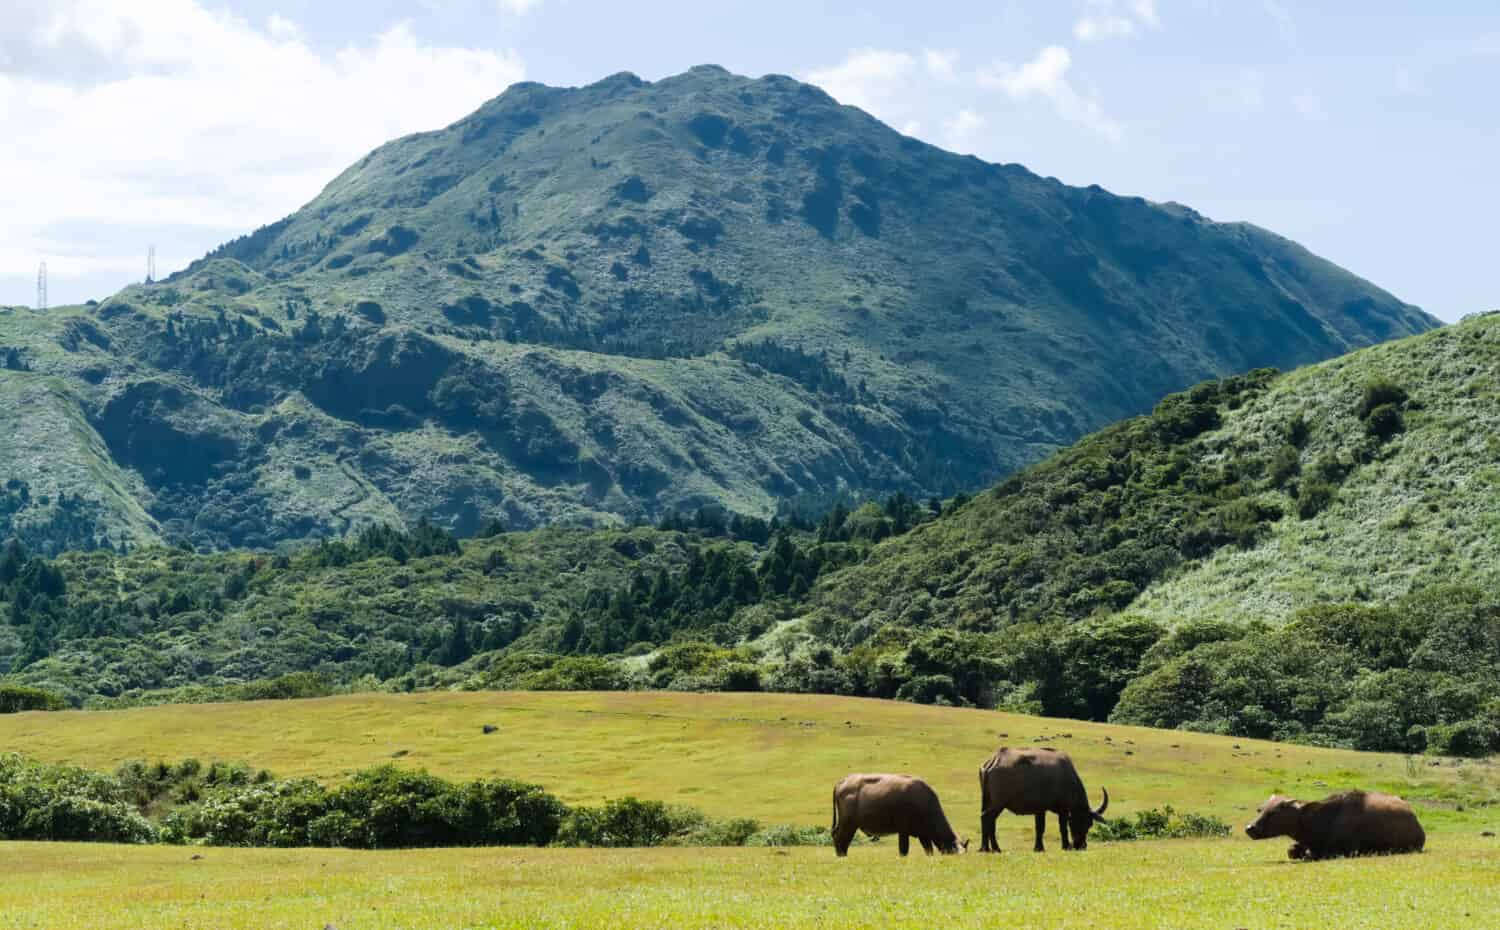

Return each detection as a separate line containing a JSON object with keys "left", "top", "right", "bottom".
{"left": 832, "top": 773, "right": 967, "bottom": 857}
{"left": 979, "top": 747, "right": 1108, "bottom": 852}
{"left": 1246, "top": 790, "right": 1425, "bottom": 860}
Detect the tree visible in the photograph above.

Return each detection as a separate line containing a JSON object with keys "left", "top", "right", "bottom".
{"left": 437, "top": 618, "right": 473, "bottom": 666}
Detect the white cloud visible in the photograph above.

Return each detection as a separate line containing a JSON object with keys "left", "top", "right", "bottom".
{"left": 1131, "top": 0, "right": 1160, "bottom": 29}
{"left": 1074, "top": 13, "right": 1135, "bottom": 42}
{"left": 980, "top": 46, "right": 1123, "bottom": 142}
{"left": 941, "top": 109, "right": 986, "bottom": 153}
{"left": 1073, "top": 0, "right": 1161, "bottom": 42}
{"left": 498, "top": 0, "right": 543, "bottom": 13}
{"left": 0, "top": 0, "right": 525, "bottom": 288}
{"left": 806, "top": 49, "right": 919, "bottom": 124}
{"left": 923, "top": 48, "right": 959, "bottom": 81}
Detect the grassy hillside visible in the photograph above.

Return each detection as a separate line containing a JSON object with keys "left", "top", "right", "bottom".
{"left": 0, "top": 692, "right": 1495, "bottom": 833}
{"left": 803, "top": 316, "right": 1500, "bottom": 633}
{"left": 0, "top": 66, "right": 1433, "bottom": 553}
{"left": 1130, "top": 315, "right": 1500, "bottom": 623}
{"left": 2, "top": 692, "right": 1498, "bottom": 929}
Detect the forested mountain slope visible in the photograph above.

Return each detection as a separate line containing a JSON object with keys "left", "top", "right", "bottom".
{"left": 7, "top": 317, "right": 1500, "bottom": 754}
{"left": 0, "top": 65, "right": 1433, "bottom": 553}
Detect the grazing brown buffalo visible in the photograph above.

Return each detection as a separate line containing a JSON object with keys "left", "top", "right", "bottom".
{"left": 831, "top": 773, "right": 967, "bottom": 857}
{"left": 978, "top": 747, "right": 1108, "bottom": 852}
{"left": 1245, "top": 791, "right": 1426, "bottom": 860}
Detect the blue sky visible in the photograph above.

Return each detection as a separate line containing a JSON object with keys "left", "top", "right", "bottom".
{"left": 2, "top": 1, "right": 1496, "bottom": 320}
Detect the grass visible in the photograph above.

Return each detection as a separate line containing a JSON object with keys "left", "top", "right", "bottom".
{"left": 1132, "top": 317, "right": 1500, "bottom": 626}
{"left": 3, "top": 836, "right": 1499, "bottom": 929}
{"left": 2, "top": 691, "right": 1498, "bottom": 928}
{"left": 1, "top": 691, "right": 1496, "bottom": 832}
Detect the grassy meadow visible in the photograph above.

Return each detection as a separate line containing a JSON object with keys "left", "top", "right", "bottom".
{"left": 1, "top": 691, "right": 1498, "bottom": 928}
{"left": 4, "top": 838, "right": 1499, "bottom": 930}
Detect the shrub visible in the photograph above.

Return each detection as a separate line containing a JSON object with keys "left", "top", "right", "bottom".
{"left": 234, "top": 672, "right": 335, "bottom": 702}
{"left": 1296, "top": 480, "right": 1336, "bottom": 519}
{"left": 519, "top": 656, "right": 633, "bottom": 691}
{"left": 1092, "top": 806, "right": 1231, "bottom": 842}
{"left": 895, "top": 674, "right": 959, "bottom": 706}
{"left": 20, "top": 794, "right": 158, "bottom": 844}
{"left": 164, "top": 765, "right": 567, "bottom": 849}
{"left": 1364, "top": 403, "right": 1405, "bottom": 440}
{"left": 557, "top": 797, "right": 676, "bottom": 848}
{"left": 0, "top": 754, "right": 156, "bottom": 844}
{"left": 666, "top": 815, "right": 761, "bottom": 847}
{"left": 745, "top": 824, "right": 836, "bottom": 847}
{"left": 0, "top": 684, "right": 67, "bottom": 713}
{"left": 1357, "top": 379, "right": 1408, "bottom": 419}
{"left": 1425, "top": 720, "right": 1499, "bottom": 758}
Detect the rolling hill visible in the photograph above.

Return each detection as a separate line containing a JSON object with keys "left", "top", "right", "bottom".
{"left": 0, "top": 691, "right": 1493, "bottom": 830}
{"left": 0, "top": 64, "right": 1434, "bottom": 553}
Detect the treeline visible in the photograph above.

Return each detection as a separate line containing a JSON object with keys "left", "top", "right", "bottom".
{"left": 0, "top": 754, "right": 831, "bottom": 850}
{"left": 0, "top": 520, "right": 466, "bottom": 678}
{"left": 1112, "top": 586, "right": 1500, "bottom": 756}
{"left": 556, "top": 496, "right": 936, "bottom": 654}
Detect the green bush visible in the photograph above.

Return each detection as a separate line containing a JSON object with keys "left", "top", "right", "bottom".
{"left": 518, "top": 656, "right": 634, "bottom": 691}
{"left": 0, "top": 754, "right": 156, "bottom": 843}
{"left": 1357, "top": 378, "right": 1409, "bottom": 419}
{"left": 744, "top": 824, "right": 836, "bottom": 847}
{"left": 234, "top": 672, "right": 335, "bottom": 702}
{"left": 1364, "top": 403, "right": 1406, "bottom": 440}
{"left": 666, "top": 815, "right": 761, "bottom": 847}
{"left": 557, "top": 797, "right": 676, "bottom": 848}
{"left": 1296, "top": 480, "right": 1337, "bottom": 519}
{"left": 162, "top": 764, "right": 566, "bottom": 849}
{"left": 0, "top": 684, "right": 67, "bottom": 713}
{"left": 1092, "top": 806, "right": 1231, "bottom": 842}
{"left": 1425, "top": 720, "right": 1499, "bottom": 758}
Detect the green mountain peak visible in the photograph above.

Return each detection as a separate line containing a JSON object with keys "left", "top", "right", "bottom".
{"left": 0, "top": 66, "right": 1437, "bottom": 552}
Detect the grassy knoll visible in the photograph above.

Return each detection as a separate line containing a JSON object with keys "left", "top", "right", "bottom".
{"left": 1, "top": 691, "right": 1495, "bottom": 836}
{"left": 3, "top": 838, "right": 1498, "bottom": 930}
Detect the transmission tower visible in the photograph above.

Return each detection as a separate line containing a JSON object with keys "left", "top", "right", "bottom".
{"left": 36, "top": 262, "right": 47, "bottom": 311}
{"left": 147, "top": 245, "right": 156, "bottom": 284}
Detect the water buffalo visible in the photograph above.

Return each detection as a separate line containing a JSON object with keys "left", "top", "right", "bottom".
{"left": 1245, "top": 791, "right": 1426, "bottom": 860}
{"left": 832, "top": 773, "right": 967, "bottom": 857}
{"left": 978, "top": 747, "right": 1108, "bottom": 852}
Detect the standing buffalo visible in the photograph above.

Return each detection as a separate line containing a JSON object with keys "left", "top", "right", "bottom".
{"left": 978, "top": 747, "right": 1108, "bottom": 852}
{"left": 1245, "top": 791, "right": 1426, "bottom": 860}
{"left": 832, "top": 773, "right": 967, "bottom": 857}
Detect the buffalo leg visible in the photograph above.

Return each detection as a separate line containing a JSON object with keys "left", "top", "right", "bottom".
{"left": 919, "top": 836, "right": 934, "bottom": 855}
{"left": 1033, "top": 813, "right": 1046, "bottom": 852}
{"left": 833, "top": 821, "right": 857, "bottom": 857}
{"left": 980, "top": 811, "right": 1000, "bottom": 852}
{"left": 1058, "top": 813, "right": 1072, "bottom": 850}
{"left": 899, "top": 834, "right": 911, "bottom": 857}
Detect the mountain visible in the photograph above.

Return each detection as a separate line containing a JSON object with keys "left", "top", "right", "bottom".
{"left": 7, "top": 316, "right": 1500, "bottom": 754}
{"left": 0, "top": 65, "right": 1436, "bottom": 552}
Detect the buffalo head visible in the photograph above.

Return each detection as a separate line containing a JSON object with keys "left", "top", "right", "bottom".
{"left": 1245, "top": 795, "right": 1301, "bottom": 840}
{"left": 1069, "top": 787, "right": 1110, "bottom": 850}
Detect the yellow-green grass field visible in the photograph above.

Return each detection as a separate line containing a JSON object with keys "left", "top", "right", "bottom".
{"left": 4, "top": 838, "right": 1499, "bottom": 930}
{"left": 2, "top": 691, "right": 1498, "bottom": 928}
